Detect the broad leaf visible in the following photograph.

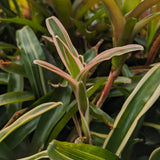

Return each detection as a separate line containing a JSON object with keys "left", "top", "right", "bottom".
{"left": 47, "top": 140, "right": 120, "bottom": 160}
{"left": 17, "top": 26, "right": 50, "bottom": 97}
{"left": 103, "top": 63, "right": 160, "bottom": 156}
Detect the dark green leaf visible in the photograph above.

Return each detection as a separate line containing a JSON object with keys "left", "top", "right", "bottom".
{"left": 0, "top": 91, "right": 35, "bottom": 107}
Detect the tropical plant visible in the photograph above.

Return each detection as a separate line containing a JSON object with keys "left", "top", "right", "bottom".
{"left": 1, "top": 0, "right": 160, "bottom": 160}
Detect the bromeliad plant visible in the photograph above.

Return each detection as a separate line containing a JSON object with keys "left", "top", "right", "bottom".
{"left": 33, "top": 16, "right": 143, "bottom": 143}
{"left": 95, "top": 0, "right": 160, "bottom": 107}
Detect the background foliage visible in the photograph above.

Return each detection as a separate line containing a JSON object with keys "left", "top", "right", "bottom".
{"left": 0, "top": 0, "right": 160, "bottom": 160}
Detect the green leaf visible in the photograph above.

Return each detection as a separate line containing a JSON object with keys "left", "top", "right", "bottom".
{"left": 0, "top": 61, "right": 26, "bottom": 77}
{"left": 0, "top": 142, "right": 15, "bottom": 160}
{"left": 16, "top": 26, "right": 50, "bottom": 97}
{"left": 46, "top": 16, "right": 83, "bottom": 78}
{"left": 90, "top": 103, "right": 114, "bottom": 126}
{"left": 30, "top": 86, "right": 72, "bottom": 153}
{"left": 112, "top": 18, "right": 137, "bottom": 72}
{"left": 102, "top": 0, "right": 125, "bottom": 44}
{"left": 0, "top": 42, "right": 17, "bottom": 50}
{"left": 126, "top": 0, "right": 160, "bottom": 19}
{"left": 5, "top": 117, "right": 39, "bottom": 150}
{"left": 78, "top": 44, "right": 143, "bottom": 82}
{"left": 149, "top": 147, "right": 160, "bottom": 160}
{"left": 51, "top": 0, "right": 72, "bottom": 28}
{"left": 0, "top": 91, "right": 35, "bottom": 107}
{"left": 27, "top": 0, "right": 51, "bottom": 17}
{"left": 48, "top": 100, "right": 77, "bottom": 141}
{"left": 131, "top": 12, "right": 160, "bottom": 41}
{"left": 1, "top": 18, "right": 49, "bottom": 35}
{"left": 146, "top": 6, "right": 160, "bottom": 52}
{"left": 103, "top": 63, "right": 160, "bottom": 156}
{"left": 33, "top": 60, "right": 77, "bottom": 91}
{"left": 122, "top": 0, "right": 142, "bottom": 14}
{"left": 47, "top": 140, "right": 120, "bottom": 160}
{"left": 17, "top": 150, "right": 48, "bottom": 160}
{"left": 7, "top": 60, "right": 24, "bottom": 118}
{"left": 75, "top": 0, "right": 99, "bottom": 19}
{"left": 0, "top": 102, "right": 62, "bottom": 143}
{"left": 0, "top": 72, "right": 8, "bottom": 84}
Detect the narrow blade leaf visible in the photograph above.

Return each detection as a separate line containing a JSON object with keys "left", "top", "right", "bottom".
{"left": 17, "top": 150, "right": 48, "bottom": 160}
{"left": 78, "top": 44, "right": 143, "bottom": 81}
{"left": 33, "top": 60, "right": 77, "bottom": 90}
{"left": 131, "top": 12, "right": 160, "bottom": 41}
{"left": 126, "top": 0, "right": 160, "bottom": 19}
{"left": 103, "top": 63, "right": 160, "bottom": 156}
{"left": 0, "top": 91, "right": 34, "bottom": 107}
{"left": 0, "top": 102, "right": 62, "bottom": 142}
{"left": 46, "top": 16, "right": 83, "bottom": 78}
{"left": 102, "top": 0, "right": 125, "bottom": 43}
{"left": 1, "top": 18, "right": 49, "bottom": 35}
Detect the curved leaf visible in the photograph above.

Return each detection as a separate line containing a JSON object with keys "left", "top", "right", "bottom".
{"left": 122, "top": 0, "right": 142, "bottom": 14}
{"left": 47, "top": 140, "right": 120, "bottom": 160}
{"left": 126, "top": 0, "right": 160, "bottom": 19}
{"left": 0, "top": 102, "right": 62, "bottom": 143}
{"left": 46, "top": 16, "right": 83, "bottom": 78}
{"left": 33, "top": 60, "right": 77, "bottom": 91}
{"left": 131, "top": 12, "right": 160, "bottom": 41}
{"left": 149, "top": 147, "right": 160, "bottom": 160}
{"left": 103, "top": 63, "right": 160, "bottom": 156}
{"left": 78, "top": 44, "right": 143, "bottom": 81}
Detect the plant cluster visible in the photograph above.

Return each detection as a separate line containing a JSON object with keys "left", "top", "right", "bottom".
{"left": 0, "top": 0, "right": 160, "bottom": 160}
